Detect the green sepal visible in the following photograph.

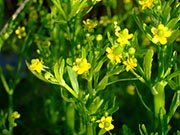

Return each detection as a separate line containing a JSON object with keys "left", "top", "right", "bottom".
{"left": 143, "top": 48, "right": 154, "bottom": 81}
{"left": 67, "top": 66, "right": 79, "bottom": 95}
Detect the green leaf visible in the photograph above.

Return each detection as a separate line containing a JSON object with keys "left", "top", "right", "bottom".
{"left": 54, "top": 58, "right": 65, "bottom": 86}
{"left": 168, "top": 29, "right": 180, "bottom": 44}
{"left": 143, "top": 48, "right": 154, "bottom": 81}
{"left": 108, "top": 65, "right": 125, "bottom": 76}
{"left": 166, "top": 18, "right": 180, "bottom": 29}
{"left": 89, "top": 96, "right": 104, "bottom": 114}
{"left": 122, "top": 125, "right": 135, "bottom": 135}
{"left": 167, "top": 92, "right": 180, "bottom": 123}
{"left": 139, "top": 124, "right": 148, "bottom": 135}
{"left": 106, "top": 97, "right": 119, "bottom": 114}
{"left": 67, "top": 66, "right": 79, "bottom": 95}
{"left": 96, "top": 75, "right": 108, "bottom": 91}
{"left": 167, "top": 80, "right": 180, "bottom": 90}
{"left": 166, "top": 68, "right": 180, "bottom": 80}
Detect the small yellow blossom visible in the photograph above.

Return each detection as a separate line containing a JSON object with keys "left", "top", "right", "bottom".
{"left": 123, "top": 57, "right": 137, "bottom": 71}
{"left": 29, "top": 58, "right": 44, "bottom": 73}
{"left": 106, "top": 46, "right": 124, "bottom": 63}
{"left": 99, "top": 16, "right": 111, "bottom": 26}
{"left": 97, "top": 116, "right": 114, "bottom": 131}
{"left": 83, "top": 19, "right": 98, "bottom": 32}
{"left": 11, "top": 111, "right": 20, "bottom": 119}
{"left": 15, "top": 26, "right": 26, "bottom": 39}
{"left": 139, "top": 0, "right": 154, "bottom": 10}
{"left": 151, "top": 24, "right": 172, "bottom": 45}
{"left": 115, "top": 28, "right": 133, "bottom": 45}
{"left": 126, "top": 84, "right": 136, "bottom": 95}
{"left": 96, "top": 34, "right": 103, "bottom": 41}
{"left": 72, "top": 58, "right": 91, "bottom": 75}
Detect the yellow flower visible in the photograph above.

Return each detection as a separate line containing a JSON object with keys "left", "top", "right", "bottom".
{"left": 99, "top": 16, "right": 111, "bottom": 26}
{"left": 83, "top": 19, "right": 98, "bottom": 32}
{"left": 15, "top": 26, "right": 26, "bottom": 39}
{"left": 151, "top": 24, "right": 172, "bottom": 45}
{"left": 115, "top": 28, "right": 133, "bottom": 45}
{"left": 139, "top": 0, "right": 154, "bottom": 10}
{"left": 106, "top": 46, "right": 124, "bottom": 63}
{"left": 126, "top": 84, "right": 135, "bottom": 95}
{"left": 72, "top": 58, "right": 91, "bottom": 75}
{"left": 123, "top": 57, "right": 137, "bottom": 71}
{"left": 29, "top": 58, "right": 44, "bottom": 73}
{"left": 97, "top": 116, "right": 114, "bottom": 131}
{"left": 11, "top": 111, "right": 20, "bottom": 119}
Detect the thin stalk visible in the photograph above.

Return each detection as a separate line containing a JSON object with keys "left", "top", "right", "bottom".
{"left": 8, "top": 94, "right": 14, "bottom": 135}
{"left": 62, "top": 82, "right": 78, "bottom": 98}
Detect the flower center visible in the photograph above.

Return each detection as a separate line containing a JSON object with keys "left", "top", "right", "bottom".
{"left": 104, "top": 121, "right": 110, "bottom": 128}
{"left": 157, "top": 29, "right": 164, "bottom": 36}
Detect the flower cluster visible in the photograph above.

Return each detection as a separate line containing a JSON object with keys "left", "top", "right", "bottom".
{"left": 106, "top": 25, "right": 137, "bottom": 71}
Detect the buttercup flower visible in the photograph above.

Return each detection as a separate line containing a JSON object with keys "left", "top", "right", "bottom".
{"left": 139, "top": 0, "right": 154, "bottom": 10}
{"left": 72, "top": 58, "right": 91, "bottom": 75}
{"left": 123, "top": 57, "right": 137, "bottom": 71}
{"left": 83, "top": 19, "right": 98, "bottom": 32}
{"left": 29, "top": 58, "right": 44, "bottom": 73}
{"left": 151, "top": 24, "right": 172, "bottom": 45}
{"left": 115, "top": 28, "right": 133, "bottom": 45}
{"left": 97, "top": 116, "right": 114, "bottom": 131}
{"left": 106, "top": 46, "right": 124, "bottom": 63}
{"left": 15, "top": 26, "right": 26, "bottom": 39}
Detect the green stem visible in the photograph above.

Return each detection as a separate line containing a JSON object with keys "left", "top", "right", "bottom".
{"left": 153, "top": 80, "right": 167, "bottom": 118}
{"left": 66, "top": 103, "right": 75, "bottom": 134}
{"left": 87, "top": 122, "right": 94, "bottom": 135}
{"left": 8, "top": 94, "right": 13, "bottom": 135}
{"left": 62, "top": 82, "right": 78, "bottom": 98}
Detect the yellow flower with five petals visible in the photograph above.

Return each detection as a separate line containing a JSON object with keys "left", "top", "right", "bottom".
{"left": 151, "top": 24, "right": 172, "bottom": 45}
{"left": 15, "top": 26, "right": 26, "bottom": 39}
{"left": 72, "top": 58, "right": 91, "bottom": 75}
{"left": 96, "top": 116, "right": 114, "bottom": 131}
{"left": 29, "top": 58, "right": 44, "bottom": 73}
{"left": 115, "top": 28, "right": 133, "bottom": 45}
